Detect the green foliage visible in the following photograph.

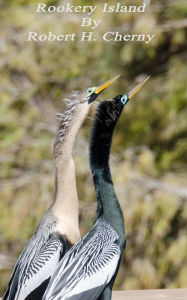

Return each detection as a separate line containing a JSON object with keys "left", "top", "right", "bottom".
{"left": 0, "top": 0, "right": 187, "bottom": 294}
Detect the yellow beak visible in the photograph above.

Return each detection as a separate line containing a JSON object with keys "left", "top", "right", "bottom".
{"left": 128, "top": 75, "right": 151, "bottom": 100}
{"left": 95, "top": 74, "right": 121, "bottom": 94}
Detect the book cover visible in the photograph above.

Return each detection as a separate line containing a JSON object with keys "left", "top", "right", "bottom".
{"left": 0, "top": 0, "right": 186, "bottom": 296}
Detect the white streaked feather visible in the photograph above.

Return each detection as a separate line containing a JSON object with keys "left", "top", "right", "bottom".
{"left": 43, "top": 219, "right": 120, "bottom": 300}
{"left": 67, "top": 251, "right": 119, "bottom": 298}
{"left": 18, "top": 240, "right": 62, "bottom": 300}
{"left": 5, "top": 212, "right": 64, "bottom": 299}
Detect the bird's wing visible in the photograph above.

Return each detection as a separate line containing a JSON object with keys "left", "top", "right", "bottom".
{"left": 17, "top": 236, "right": 63, "bottom": 299}
{"left": 43, "top": 219, "right": 120, "bottom": 300}
{"left": 3, "top": 214, "right": 67, "bottom": 300}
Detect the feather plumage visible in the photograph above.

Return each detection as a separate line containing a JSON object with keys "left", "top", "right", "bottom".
{"left": 3, "top": 211, "right": 67, "bottom": 300}
{"left": 54, "top": 91, "right": 80, "bottom": 152}
{"left": 42, "top": 219, "right": 120, "bottom": 300}
{"left": 3, "top": 93, "right": 82, "bottom": 300}
{"left": 42, "top": 97, "right": 126, "bottom": 300}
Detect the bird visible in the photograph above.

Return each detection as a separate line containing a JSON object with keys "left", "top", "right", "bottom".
{"left": 42, "top": 75, "right": 150, "bottom": 300}
{"left": 3, "top": 75, "right": 120, "bottom": 300}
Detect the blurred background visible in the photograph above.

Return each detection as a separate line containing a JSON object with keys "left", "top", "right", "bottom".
{"left": 0, "top": 0, "right": 187, "bottom": 294}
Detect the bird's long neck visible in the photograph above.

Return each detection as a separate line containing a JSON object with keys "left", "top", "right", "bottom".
{"left": 90, "top": 98, "right": 125, "bottom": 236}
{"left": 52, "top": 93, "right": 89, "bottom": 243}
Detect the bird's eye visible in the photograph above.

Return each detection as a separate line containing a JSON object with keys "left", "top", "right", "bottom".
{"left": 87, "top": 87, "right": 96, "bottom": 95}
{"left": 121, "top": 95, "right": 128, "bottom": 105}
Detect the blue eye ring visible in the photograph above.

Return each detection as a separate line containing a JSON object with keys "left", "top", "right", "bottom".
{"left": 121, "top": 94, "right": 129, "bottom": 105}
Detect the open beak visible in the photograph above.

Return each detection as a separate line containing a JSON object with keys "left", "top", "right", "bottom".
{"left": 88, "top": 74, "right": 121, "bottom": 104}
{"left": 127, "top": 75, "right": 150, "bottom": 100}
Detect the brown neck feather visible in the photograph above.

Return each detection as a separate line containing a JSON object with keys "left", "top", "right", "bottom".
{"left": 51, "top": 93, "right": 89, "bottom": 243}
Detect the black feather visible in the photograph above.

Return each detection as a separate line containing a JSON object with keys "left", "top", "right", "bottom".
{"left": 89, "top": 96, "right": 124, "bottom": 170}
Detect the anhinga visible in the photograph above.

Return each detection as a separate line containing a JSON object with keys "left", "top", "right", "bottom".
{"left": 3, "top": 75, "right": 119, "bottom": 300}
{"left": 42, "top": 75, "right": 150, "bottom": 300}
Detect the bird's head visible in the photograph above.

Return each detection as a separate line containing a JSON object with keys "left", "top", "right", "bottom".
{"left": 119, "top": 75, "right": 150, "bottom": 106}
{"left": 96, "top": 75, "right": 151, "bottom": 126}
{"left": 80, "top": 74, "right": 121, "bottom": 104}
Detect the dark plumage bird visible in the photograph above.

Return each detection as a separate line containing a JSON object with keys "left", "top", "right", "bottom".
{"left": 42, "top": 76, "right": 150, "bottom": 300}
{"left": 3, "top": 75, "right": 119, "bottom": 300}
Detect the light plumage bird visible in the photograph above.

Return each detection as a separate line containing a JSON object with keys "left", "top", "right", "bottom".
{"left": 3, "top": 75, "right": 119, "bottom": 300}
{"left": 42, "top": 76, "right": 150, "bottom": 300}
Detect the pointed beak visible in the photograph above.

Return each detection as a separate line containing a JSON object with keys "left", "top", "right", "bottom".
{"left": 128, "top": 75, "right": 150, "bottom": 100}
{"left": 95, "top": 74, "right": 121, "bottom": 95}
{"left": 88, "top": 74, "right": 121, "bottom": 104}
